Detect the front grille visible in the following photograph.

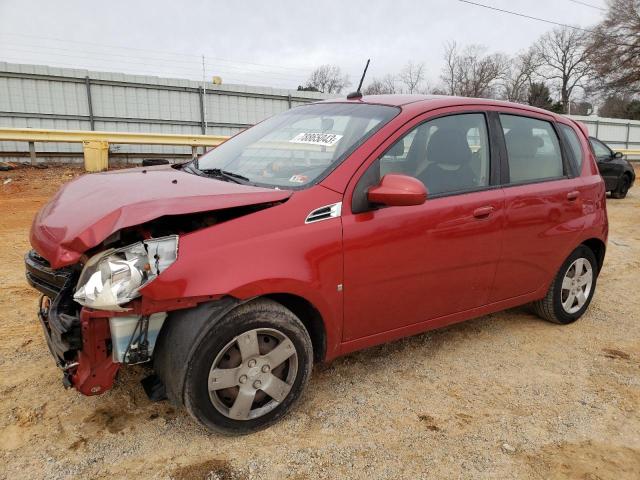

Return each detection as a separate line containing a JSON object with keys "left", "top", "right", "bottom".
{"left": 37, "top": 281, "right": 83, "bottom": 364}
{"left": 25, "top": 250, "right": 76, "bottom": 298}
{"left": 25, "top": 250, "right": 83, "bottom": 365}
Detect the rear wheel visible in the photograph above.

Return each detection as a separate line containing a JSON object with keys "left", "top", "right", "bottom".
{"left": 533, "top": 246, "right": 598, "bottom": 324}
{"left": 183, "top": 299, "right": 313, "bottom": 435}
{"left": 611, "top": 174, "right": 631, "bottom": 199}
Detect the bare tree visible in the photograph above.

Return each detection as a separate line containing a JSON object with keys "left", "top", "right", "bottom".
{"left": 442, "top": 41, "right": 458, "bottom": 96}
{"left": 441, "top": 41, "right": 507, "bottom": 98}
{"left": 589, "top": 0, "right": 640, "bottom": 94}
{"left": 398, "top": 62, "right": 425, "bottom": 94}
{"left": 363, "top": 79, "right": 385, "bottom": 95}
{"left": 381, "top": 74, "right": 398, "bottom": 94}
{"left": 363, "top": 74, "right": 397, "bottom": 95}
{"left": 534, "top": 27, "right": 592, "bottom": 113}
{"left": 305, "top": 65, "right": 350, "bottom": 94}
{"left": 501, "top": 48, "right": 541, "bottom": 103}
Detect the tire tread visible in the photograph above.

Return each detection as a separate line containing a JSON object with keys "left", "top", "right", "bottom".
{"left": 611, "top": 174, "right": 631, "bottom": 199}
{"left": 533, "top": 276, "right": 561, "bottom": 323}
{"left": 182, "top": 298, "right": 313, "bottom": 435}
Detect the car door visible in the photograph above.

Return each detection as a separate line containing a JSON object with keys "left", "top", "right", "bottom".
{"left": 341, "top": 110, "right": 504, "bottom": 342}
{"left": 590, "top": 138, "right": 619, "bottom": 191}
{"left": 489, "top": 112, "right": 585, "bottom": 302}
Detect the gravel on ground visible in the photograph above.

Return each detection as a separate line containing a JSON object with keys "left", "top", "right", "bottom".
{"left": 1, "top": 165, "right": 639, "bottom": 479}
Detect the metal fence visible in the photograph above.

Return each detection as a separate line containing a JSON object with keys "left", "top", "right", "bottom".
{"left": 2, "top": 61, "right": 638, "bottom": 164}
{"left": 568, "top": 115, "right": 640, "bottom": 160}
{"left": 0, "top": 62, "right": 331, "bottom": 163}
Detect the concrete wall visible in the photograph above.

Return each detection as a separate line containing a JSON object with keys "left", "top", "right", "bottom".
{"left": 0, "top": 62, "right": 332, "bottom": 163}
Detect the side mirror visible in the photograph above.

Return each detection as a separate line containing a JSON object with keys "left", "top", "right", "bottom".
{"left": 613, "top": 151, "right": 623, "bottom": 159}
{"left": 367, "top": 173, "right": 427, "bottom": 207}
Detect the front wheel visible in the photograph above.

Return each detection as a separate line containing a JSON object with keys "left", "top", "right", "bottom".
{"left": 183, "top": 299, "right": 313, "bottom": 435}
{"left": 611, "top": 175, "right": 631, "bottom": 199}
{"left": 533, "top": 246, "right": 598, "bottom": 324}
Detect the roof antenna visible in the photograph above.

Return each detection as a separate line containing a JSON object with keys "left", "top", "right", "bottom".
{"left": 347, "top": 59, "right": 370, "bottom": 100}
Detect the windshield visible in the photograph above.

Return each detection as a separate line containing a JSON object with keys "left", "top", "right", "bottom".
{"left": 196, "top": 103, "right": 399, "bottom": 188}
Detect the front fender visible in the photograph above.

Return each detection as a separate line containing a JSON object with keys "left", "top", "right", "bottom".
{"left": 141, "top": 187, "right": 344, "bottom": 359}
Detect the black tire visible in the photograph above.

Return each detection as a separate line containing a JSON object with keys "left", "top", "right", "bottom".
{"left": 611, "top": 174, "right": 631, "bottom": 199}
{"left": 182, "top": 299, "right": 313, "bottom": 435}
{"left": 533, "top": 246, "right": 599, "bottom": 324}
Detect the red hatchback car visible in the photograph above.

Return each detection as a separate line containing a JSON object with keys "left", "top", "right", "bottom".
{"left": 26, "top": 95, "right": 607, "bottom": 434}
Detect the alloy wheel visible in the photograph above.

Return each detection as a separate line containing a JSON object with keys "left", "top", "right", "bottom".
{"left": 207, "top": 328, "right": 298, "bottom": 420}
{"left": 560, "top": 258, "right": 593, "bottom": 314}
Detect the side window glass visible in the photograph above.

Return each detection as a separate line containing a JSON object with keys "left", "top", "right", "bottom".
{"left": 419, "top": 114, "right": 490, "bottom": 195}
{"left": 379, "top": 129, "right": 417, "bottom": 176}
{"left": 590, "top": 139, "right": 610, "bottom": 159}
{"left": 500, "top": 114, "right": 564, "bottom": 183}
{"left": 559, "top": 124, "right": 584, "bottom": 173}
{"left": 378, "top": 114, "right": 490, "bottom": 195}
{"left": 352, "top": 113, "right": 491, "bottom": 213}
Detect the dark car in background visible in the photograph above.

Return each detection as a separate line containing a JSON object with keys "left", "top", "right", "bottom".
{"left": 589, "top": 137, "right": 636, "bottom": 199}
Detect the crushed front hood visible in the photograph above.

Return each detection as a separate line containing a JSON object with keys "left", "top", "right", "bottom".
{"left": 30, "top": 166, "right": 291, "bottom": 268}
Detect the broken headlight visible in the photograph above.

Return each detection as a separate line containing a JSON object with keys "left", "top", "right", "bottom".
{"left": 74, "top": 235, "right": 178, "bottom": 311}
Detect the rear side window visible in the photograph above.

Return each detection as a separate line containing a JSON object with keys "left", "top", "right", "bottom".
{"left": 500, "top": 114, "right": 564, "bottom": 184}
{"left": 559, "top": 124, "right": 584, "bottom": 173}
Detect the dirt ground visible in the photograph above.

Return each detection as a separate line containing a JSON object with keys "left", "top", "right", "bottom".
{"left": 0, "top": 165, "right": 639, "bottom": 480}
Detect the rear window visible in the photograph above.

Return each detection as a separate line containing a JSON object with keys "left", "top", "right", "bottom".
{"left": 500, "top": 114, "right": 564, "bottom": 184}
{"left": 559, "top": 124, "right": 584, "bottom": 173}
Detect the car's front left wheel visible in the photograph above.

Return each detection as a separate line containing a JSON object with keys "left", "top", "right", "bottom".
{"left": 182, "top": 299, "right": 313, "bottom": 435}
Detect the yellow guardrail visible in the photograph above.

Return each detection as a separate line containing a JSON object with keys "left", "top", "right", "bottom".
{"left": 617, "top": 148, "right": 640, "bottom": 157}
{"left": 0, "top": 127, "right": 229, "bottom": 171}
{"left": 1, "top": 127, "right": 638, "bottom": 172}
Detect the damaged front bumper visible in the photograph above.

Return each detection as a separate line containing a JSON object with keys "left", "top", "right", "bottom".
{"left": 25, "top": 249, "right": 210, "bottom": 397}
{"left": 26, "top": 250, "right": 120, "bottom": 395}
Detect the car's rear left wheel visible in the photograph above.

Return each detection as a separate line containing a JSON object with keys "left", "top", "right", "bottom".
{"left": 533, "top": 246, "right": 598, "bottom": 324}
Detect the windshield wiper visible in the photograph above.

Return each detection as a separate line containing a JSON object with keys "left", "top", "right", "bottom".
{"left": 200, "top": 168, "right": 251, "bottom": 184}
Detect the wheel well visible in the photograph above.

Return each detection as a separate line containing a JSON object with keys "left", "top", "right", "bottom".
{"left": 581, "top": 238, "right": 606, "bottom": 273}
{"left": 265, "top": 293, "right": 326, "bottom": 363}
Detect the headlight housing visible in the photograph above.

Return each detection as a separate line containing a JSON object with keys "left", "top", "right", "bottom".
{"left": 74, "top": 235, "right": 178, "bottom": 311}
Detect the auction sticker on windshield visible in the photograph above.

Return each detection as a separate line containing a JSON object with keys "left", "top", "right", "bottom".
{"left": 288, "top": 174, "right": 309, "bottom": 184}
{"left": 290, "top": 132, "right": 343, "bottom": 147}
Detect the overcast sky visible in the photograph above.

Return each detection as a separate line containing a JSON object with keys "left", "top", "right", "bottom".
{"left": 0, "top": 0, "right": 606, "bottom": 90}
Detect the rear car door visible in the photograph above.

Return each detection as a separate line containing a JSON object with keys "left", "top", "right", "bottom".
{"left": 489, "top": 112, "right": 585, "bottom": 302}
{"left": 342, "top": 109, "right": 504, "bottom": 342}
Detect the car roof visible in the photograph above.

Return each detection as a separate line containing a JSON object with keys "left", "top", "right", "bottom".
{"left": 316, "top": 94, "right": 569, "bottom": 121}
